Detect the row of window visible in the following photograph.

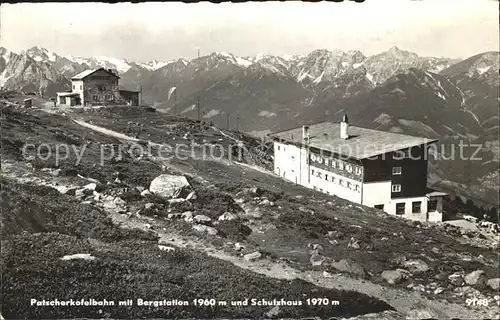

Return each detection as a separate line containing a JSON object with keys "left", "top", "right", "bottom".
{"left": 92, "top": 94, "right": 114, "bottom": 101}
{"left": 390, "top": 199, "right": 438, "bottom": 215}
{"left": 310, "top": 154, "right": 363, "bottom": 176}
{"left": 72, "top": 84, "right": 83, "bottom": 90}
{"left": 311, "top": 169, "right": 361, "bottom": 193}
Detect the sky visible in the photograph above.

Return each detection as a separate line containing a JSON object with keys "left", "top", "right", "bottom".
{"left": 1, "top": 0, "right": 498, "bottom": 62}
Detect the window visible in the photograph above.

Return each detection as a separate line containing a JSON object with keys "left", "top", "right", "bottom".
{"left": 331, "top": 176, "right": 336, "bottom": 183}
{"left": 428, "top": 199, "right": 438, "bottom": 212}
{"left": 311, "top": 169, "right": 315, "bottom": 175}
{"left": 339, "top": 162, "right": 344, "bottom": 170}
{"left": 325, "top": 174, "right": 328, "bottom": 180}
{"left": 339, "top": 179, "right": 344, "bottom": 187}
{"left": 59, "top": 96, "right": 66, "bottom": 104}
{"left": 92, "top": 94, "right": 99, "bottom": 101}
{"left": 277, "top": 146, "right": 280, "bottom": 151}
{"left": 412, "top": 201, "right": 421, "bottom": 213}
{"left": 392, "top": 166, "right": 402, "bottom": 175}
{"left": 317, "top": 172, "right": 322, "bottom": 179}
{"left": 392, "top": 184, "right": 402, "bottom": 192}
{"left": 396, "top": 203, "right": 405, "bottom": 215}
{"left": 346, "top": 181, "right": 351, "bottom": 189}
{"left": 291, "top": 156, "right": 295, "bottom": 161}
{"left": 107, "top": 94, "right": 114, "bottom": 101}
{"left": 354, "top": 184, "right": 360, "bottom": 192}
{"left": 72, "top": 85, "right": 75, "bottom": 90}
{"left": 374, "top": 204, "right": 384, "bottom": 210}
{"left": 80, "top": 85, "right": 82, "bottom": 90}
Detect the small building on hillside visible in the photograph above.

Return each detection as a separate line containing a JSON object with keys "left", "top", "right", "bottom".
{"left": 119, "top": 86, "right": 141, "bottom": 106}
{"left": 269, "top": 115, "right": 448, "bottom": 222}
{"left": 56, "top": 68, "right": 140, "bottom": 106}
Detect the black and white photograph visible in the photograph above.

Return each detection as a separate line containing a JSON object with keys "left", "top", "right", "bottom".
{"left": 0, "top": 0, "right": 499, "bottom": 319}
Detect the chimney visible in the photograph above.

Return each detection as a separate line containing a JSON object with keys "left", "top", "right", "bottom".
{"left": 340, "top": 114, "right": 349, "bottom": 140}
{"left": 302, "top": 125, "right": 310, "bottom": 143}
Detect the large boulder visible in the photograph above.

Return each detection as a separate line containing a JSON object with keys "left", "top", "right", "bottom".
{"left": 149, "top": 174, "right": 191, "bottom": 199}
{"left": 381, "top": 269, "right": 409, "bottom": 284}
{"left": 487, "top": 278, "right": 500, "bottom": 290}
{"left": 464, "top": 270, "right": 488, "bottom": 287}
{"left": 244, "top": 251, "right": 262, "bottom": 262}
{"left": 402, "top": 259, "right": 430, "bottom": 274}
{"left": 331, "top": 259, "right": 367, "bottom": 277}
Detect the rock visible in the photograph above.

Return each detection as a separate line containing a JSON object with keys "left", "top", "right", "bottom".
{"left": 464, "top": 270, "right": 487, "bottom": 287}
{"left": 448, "top": 273, "right": 465, "bottom": 286}
{"left": 75, "top": 188, "right": 93, "bottom": 198}
{"left": 136, "top": 186, "right": 145, "bottom": 192}
{"left": 331, "top": 259, "right": 367, "bottom": 277}
{"left": 140, "top": 190, "right": 151, "bottom": 197}
{"left": 192, "top": 224, "right": 218, "bottom": 236}
{"left": 308, "top": 243, "right": 323, "bottom": 251}
{"left": 83, "top": 183, "right": 97, "bottom": 191}
{"left": 433, "top": 287, "right": 444, "bottom": 294}
{"left": 144, "top": 203, "right": 154, "bottom": 210}
{"left": 54, "top": 186, "right": 76, "bottom": 195}
{"left": 241, "top": 203, "right": 262, "bottom": 219}
{"left": 234, "top": 243, "right": 244, "bottom": 251}
{"left": 381, "top": 270, "right": 409, "bottom": 284}
{"left": 402, "top": 259, "right": 430, "bottom": 273}
{"left": 265, "top": 305, "right": 281, "bottom": 318}
{"left": 244, "top": 251, "right": 262, "bottom": 261}
{"left": 234, "top": 198, "right": 245, "bottom": 204}
{"left": 323, "top": 271, "right": 333, "bottom": 278}
{"left": 259, "top": 199, "right": 274, "bottom": 206}
{"left": 182, "top": 211, "right": 194, "bottom": 223}
{"left": 149, "top": 174, "right": 191, "bottom": 199}
{"left": 168, "top": 198, "right": 187, "bottom": 204}
{"left": 327, "top": 230, "right": 344, "bottom": 239}
{"left": 60, "top": 253, "right": 95, "bottom": 261}
{"left": 310, "top": 253, "right": 324, "bottom": 267}
{"left": 186, "top": 191, "right": 197, "bottom": 200}
{"left": 219, "top": 212, "right": 238, "bottom": 221}
{"left": 487, "top": 278, "right": 500, "bottom": 290}
{"left": 194, "top": 215, "right": 211, "bottom": 224}
{"left": 348, "top": 237, "right": 360, "bottom": 249}
{"left": 158, "top": 245, "right": 175, "bottom": 252}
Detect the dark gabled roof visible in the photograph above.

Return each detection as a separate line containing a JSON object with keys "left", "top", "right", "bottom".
{"left": 71, "top": 68, "right": 120, "bottom": 80}
{"left": 270, "top": 121, "right": 438, "bottom": 160}
{"left": 119, "top": 86, "right": 140, "bottom": 93}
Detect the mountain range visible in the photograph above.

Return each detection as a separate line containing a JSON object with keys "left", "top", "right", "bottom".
{"left": 1, "top": 45, "right": 498, "bottom": 204}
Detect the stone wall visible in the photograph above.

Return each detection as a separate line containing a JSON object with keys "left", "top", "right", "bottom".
{"left": 82, "top": 69, "right": 125, "bottom": 106}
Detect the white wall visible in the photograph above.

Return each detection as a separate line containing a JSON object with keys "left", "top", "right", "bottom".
{"left": 308, "top": 165, "right": 362, "bottom": 203}
{"left": 362, "top": 181, "right": 392, "bottom": 207}
{"left": 388, "top": 196, "right": 428, "bottom": 221}
{"left": 71, "top": 80, "right": 84, "bottom": 105}
{"left": 274, "top": 141, "right": 305, "bottom": 185}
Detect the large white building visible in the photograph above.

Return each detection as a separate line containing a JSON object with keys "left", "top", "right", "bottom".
{"left": 269, "top": 115, "right": 447, "bottom": 222}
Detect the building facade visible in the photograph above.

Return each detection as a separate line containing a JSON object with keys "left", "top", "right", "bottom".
{"left": 270, "top": 116, "right": 447, "bottom": 222}
{"left": 56, "top": 68, "right": 140, "bottom": 106}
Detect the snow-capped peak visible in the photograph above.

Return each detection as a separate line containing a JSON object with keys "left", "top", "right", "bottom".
{"left": 24, "top": 46, "right": 58, "bottom": 62}
{"left": 139, "top": 59, "right": 172, "bottom": 71}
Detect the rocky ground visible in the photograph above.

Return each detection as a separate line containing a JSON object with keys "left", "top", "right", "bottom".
{"left": 1, "top": 100, "right": 499, "bottom": 319}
